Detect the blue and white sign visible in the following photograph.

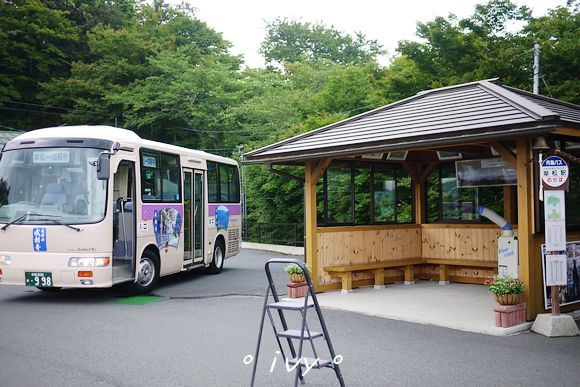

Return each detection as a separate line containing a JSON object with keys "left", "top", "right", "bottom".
{"left": 33, "top": 228, "right": 47, "bottom": 252}
{"left": 541, "top": 155, "right": 569, "bottom": 189}
{"left": 215, "top": 205, "right": 230, "bottom": 231}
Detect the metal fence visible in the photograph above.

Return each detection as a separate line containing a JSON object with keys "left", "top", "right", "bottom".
{"left": 242, "top": 221, "right": 304, "bottom": 247}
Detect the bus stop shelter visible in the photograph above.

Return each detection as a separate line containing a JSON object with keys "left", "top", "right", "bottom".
{"left": 245, "top": 79, "right": 580, "bottom": 321}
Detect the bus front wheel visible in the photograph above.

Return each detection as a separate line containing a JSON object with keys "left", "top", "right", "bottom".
{"left": 206, "top": 240, "right": 224, "bottom": 274}
{"left": 127, "top": 250, "right": 160, "bottom": 294}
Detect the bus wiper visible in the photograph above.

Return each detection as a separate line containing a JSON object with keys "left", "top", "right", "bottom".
{"left": 35, "top": 218, "right": 82, "bottom": 232}
{"left": 1, "top": 212, "right": 30, "bottom": 231}
{"left": 0, "top": 212, "right": 71, "bottom": 231}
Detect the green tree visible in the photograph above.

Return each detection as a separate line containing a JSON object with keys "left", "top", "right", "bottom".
{"left": 371, "top": 56, "right": 432, "bottom": 104}
{"left": 109, "top": 53, "right": 242, "bottom": 148}
{"left": 522, "top": 3, "right": 580, "bottom": 103}
{"left": 260, "top": 18, "right": 383, "bottom": 66}
{"left": 396, "top": 0, "right": 532, "bottom": 86}
{"left": 40, "top": 1, "right": 242, "bottom": 143}
{"left": 0, "top": 0, "right": 78, "bottom": 125}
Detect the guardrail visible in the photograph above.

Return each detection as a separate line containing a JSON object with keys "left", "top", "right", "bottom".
{"left": 242, "top": 221, "right": 304, "bottom": 247}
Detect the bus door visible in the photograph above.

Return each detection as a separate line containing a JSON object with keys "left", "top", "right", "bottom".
{"left": 183, "top": 169, "right": 204, "bottom": 263}
{"left": 112, "top": 160, "right": 136, "bottom": 283}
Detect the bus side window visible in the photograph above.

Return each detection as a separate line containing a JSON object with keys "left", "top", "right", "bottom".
{"left": 141, "top": 152, "right": 161, "bottom": 201}
{"left": 140, "top": 151, "right": 181, "bottom": 202}
{"left": 207, "top": 161, "right": 218, "bottom": 202}
{"left": 218, "top": 164, "right": 240, "bottom": 203}
{"left": 161, "top": 154, "right": 180, "bottom": 201}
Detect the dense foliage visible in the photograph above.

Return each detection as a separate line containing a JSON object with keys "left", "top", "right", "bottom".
{"left": 0, "top": 0, "right": 578, "bottom": 225}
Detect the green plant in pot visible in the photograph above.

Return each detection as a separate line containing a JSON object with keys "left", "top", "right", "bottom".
{"left": 484, "top": 275, "right": 525, "bottom": 305}
{"left": 285, "top": 264, "right": 306, "bottom": 283}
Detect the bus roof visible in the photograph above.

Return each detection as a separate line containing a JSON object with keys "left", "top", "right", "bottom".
{"left": 9, "top": 125, "right": 237, "bottom": 165}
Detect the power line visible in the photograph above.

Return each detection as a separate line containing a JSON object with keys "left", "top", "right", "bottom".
{"left": 540, "top": 75, "right": 553, "bottom": 98}
{"left": 0, "top": 106, "right": 66, "bottom": 117}
{"left": 0, "top": 124, "right": 23, "bottom": 131}
{"left": 6, "top": 100, "right": 111, "bottom": 117}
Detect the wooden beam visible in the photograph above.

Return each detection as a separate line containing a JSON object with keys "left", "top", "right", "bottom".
{"left": 418, "top": 161, "right": 439, "bottom": 184}
{"left": 516, "top": 138, "right": 537, "bottom": 320}
{"left": 304, "top": 160, "right": 319, "bottom": 291}
{"left": 489, "top": 141, "right": 517, "bottom": 170}
{"left": 402, "top": 162, "right": 420, "bottom": 183}
{"left": 555, "top": 127, "right": 580, "bottom": 138}
{"left": 503, "top": 186, "right": 513, "bottom": 225}
{"left": 311, "top": 158, "right": 332, "bottom": 183}
{"left": 411, "top": 162, "right": 438, "bottom": 225}
{"left": 414, "top": 179, "right": 424, "bottom": 224}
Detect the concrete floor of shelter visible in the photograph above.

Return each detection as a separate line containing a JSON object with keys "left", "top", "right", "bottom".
{"left": 315, "top": 280, "right": 533, "bottom": 336}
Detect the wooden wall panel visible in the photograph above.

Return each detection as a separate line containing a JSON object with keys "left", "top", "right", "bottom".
{"left": 316, "top": 224, "right": 507, "bottom": 287}
{"left": 316, "top": 225, "right": 421, "bottom": 285}
{"left": 421, "top": 225, "right": 500, "bottom": 261}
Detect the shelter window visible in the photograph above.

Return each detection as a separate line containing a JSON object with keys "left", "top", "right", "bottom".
{"left": 427, "top": 164, "right": 504, "bottom": 223}
{"left": 318, "top": 162, "right": 413, "bottom": 226}
{"left": 567, "top": 161, "right": 580, "bottom": 226}
{"left": 326, "top": 166, "right": 352, "bottom": 224}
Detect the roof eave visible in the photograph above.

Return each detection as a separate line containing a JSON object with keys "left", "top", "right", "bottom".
{"left": 244, "top": 123, "right": 560, "bottom": 165}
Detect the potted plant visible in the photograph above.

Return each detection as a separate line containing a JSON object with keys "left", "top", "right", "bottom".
{"left": 285, "top": 264, "right": 308, "bottom": 298}
{"left": 285, "top": 264, "right": 306, "bottom": 283}
{"left": 484, "top": 275, "right": 524, "bottom": 305}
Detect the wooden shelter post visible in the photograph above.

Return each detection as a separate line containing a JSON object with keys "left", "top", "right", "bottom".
{"left": 516, "top": 137, "right": 538, "bottom": 320}
{"left": 305, "top": 158, "right": 331, "bottom": 291}
{"left": 404, "top": 162, "right": 438, "bottom": 224}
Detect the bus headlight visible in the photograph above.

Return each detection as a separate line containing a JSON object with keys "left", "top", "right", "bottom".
{"left": 0, "top": 255, "right": 11, "bottom": 265}
{"left": 68, "top": 257, "right": 110, "bottom": 267}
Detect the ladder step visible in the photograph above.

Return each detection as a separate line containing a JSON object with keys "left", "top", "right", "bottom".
{"left": 267, "top": 301, "right": 314, "bottom": 311}
{"left": 288, "top": 357, "right": 333, "bottom": 369}
{"left": 277, "top": 329, "right": 324, "bottom": 340}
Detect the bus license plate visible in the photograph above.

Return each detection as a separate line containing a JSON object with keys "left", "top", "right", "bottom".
{"left": 25, "top": 272, "right": 53, "bottom": 287}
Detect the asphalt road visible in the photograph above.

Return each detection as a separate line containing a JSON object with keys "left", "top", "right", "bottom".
{"left": 0, "top": 249, "right": 579, "bottom": 387}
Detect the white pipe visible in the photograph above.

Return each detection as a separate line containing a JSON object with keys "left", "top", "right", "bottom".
{"left": 477, "top": 206, "right": 513, "bottom": 236}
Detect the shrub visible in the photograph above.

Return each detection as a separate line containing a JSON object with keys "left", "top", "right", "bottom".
{"left": 484, "top": 275, "right": 524, "bottom": 296}
{"left": 285, "top": 264, "right": 305, "bottom": 275}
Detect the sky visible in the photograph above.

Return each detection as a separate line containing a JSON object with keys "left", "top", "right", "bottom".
{"left": 168, "top": 0, "right": 566, "bottom": 68}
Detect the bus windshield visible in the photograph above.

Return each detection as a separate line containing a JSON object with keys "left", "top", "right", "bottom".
{"left": 0, "top": 147, "right": 107, "bottom": 225}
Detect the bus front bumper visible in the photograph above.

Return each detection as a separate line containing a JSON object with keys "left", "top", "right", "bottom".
{"left": 0, "top": 252, "right": 114, "bottom": 288}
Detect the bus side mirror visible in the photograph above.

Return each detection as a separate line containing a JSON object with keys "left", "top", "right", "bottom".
{"left": 97, "top": 153, "right": 111, "bottom": 180}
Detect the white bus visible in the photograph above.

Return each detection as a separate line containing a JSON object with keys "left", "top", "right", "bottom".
{"left": 0, "top": 126, "right": 241, "bottom": 293}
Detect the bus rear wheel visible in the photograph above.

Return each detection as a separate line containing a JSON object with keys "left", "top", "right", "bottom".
{"left": 127, "top": 250, "right": 160, "bottom": 294}
{"left": 206, "top": 240, "right": 224, "bottom": 274}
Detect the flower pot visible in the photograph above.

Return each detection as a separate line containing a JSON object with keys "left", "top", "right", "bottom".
{"left": 493, "top": 293, "right": 522, "bottom": 305}
{"left": 289, "top": 273, "right": 305, "bottom": 283}
{"left": 287, "top": 282, "right": 308, "bottom": 298}
{"left": 494, "top": 303, "right": 526, "bottom": 328}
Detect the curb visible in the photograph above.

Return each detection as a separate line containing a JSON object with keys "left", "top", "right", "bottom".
{"left": 242, "top": 242, "right": 304, "bottom": 256}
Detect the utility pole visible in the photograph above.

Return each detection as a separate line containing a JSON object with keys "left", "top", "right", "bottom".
{"left": 533, "top": 42, "right": 540, "bottom": 95}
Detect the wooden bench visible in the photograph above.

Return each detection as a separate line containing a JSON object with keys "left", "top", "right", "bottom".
{"left": 324, "top": 258, "right": 424, "bottom": 293}
{"left": 423, "top": 259, "right": 497, "bottom": 285}
{"left": 325, "top": 258, "right": 498, "bottom": 292}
